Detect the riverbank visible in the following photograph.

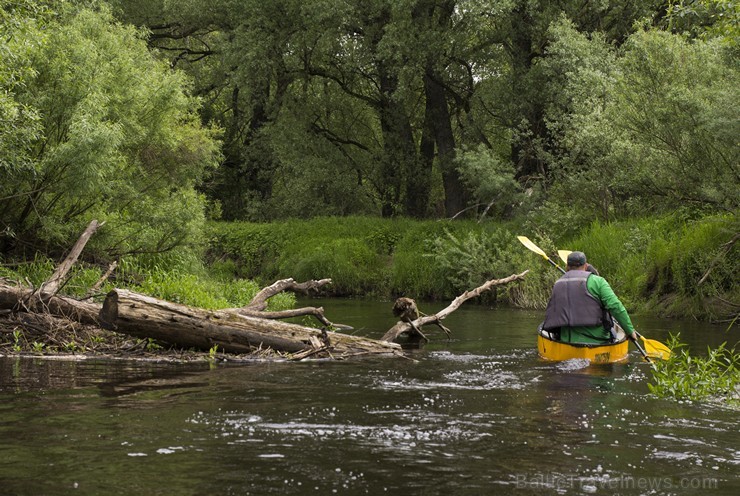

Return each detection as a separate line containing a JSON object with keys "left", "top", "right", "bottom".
{"left": 207, "top": 212, "right": 738, "bottom": 323}
{"left": 1, "top": 212, "right": 736, "bottom": 325}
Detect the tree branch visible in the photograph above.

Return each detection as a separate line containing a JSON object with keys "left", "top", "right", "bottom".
{"left": 381, "top": 270, "right": 529, "bottom": 342}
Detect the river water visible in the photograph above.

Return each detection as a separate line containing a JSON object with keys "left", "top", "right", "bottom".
{"left": 0, "top": 299, "right": 737, "bottom": 495}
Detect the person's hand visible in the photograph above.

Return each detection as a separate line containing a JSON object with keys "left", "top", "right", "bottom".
{"left": 628, "top": 332, "right": 639, "bottom": 342}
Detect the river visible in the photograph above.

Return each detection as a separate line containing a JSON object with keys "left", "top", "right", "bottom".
{"left": 0, "top": 299, "right": 737, "bottom": 495}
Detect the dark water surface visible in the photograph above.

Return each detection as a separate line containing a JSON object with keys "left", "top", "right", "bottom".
{"left": 1, "top": 300, "right": 738, "bottom": 495}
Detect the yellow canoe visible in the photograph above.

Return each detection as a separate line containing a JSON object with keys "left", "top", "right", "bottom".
{"left": 537, "top": 328, "right": 629, "bottom": 364}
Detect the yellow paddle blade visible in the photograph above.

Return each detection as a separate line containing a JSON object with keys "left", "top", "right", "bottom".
{"left": 517, "top": 236, "right": 548, "bottom": 259}
{"left": 557, "top": 250, "right": 572, "bottom": 264}
{"left": 641, "top": 336, "right": 671, "bottom": 360}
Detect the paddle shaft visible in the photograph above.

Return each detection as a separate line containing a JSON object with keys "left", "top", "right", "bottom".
{"left": 632, "top": 334, "right": 656, "bottom": 369}
{"left": 546, "top": 257, "right": 566, "bottom": 274}
{"left": 517, "top": 236, "right": 565, "bottom": 274}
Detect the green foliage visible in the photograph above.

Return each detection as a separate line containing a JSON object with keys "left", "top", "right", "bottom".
{"left": 390, "top": 224, "right": 453, "bottom": 300}
{"left": 205, "top": 222, "right": 280, "bottom": 279}
{"left": 0, "top": 248, "right": 292, "bottom": 312}
{"left": 12, "top": 330, "right": 23, "bottom": 352}
{"left": 426, "top": 227, "right": 515, "bottom": 300}
{"left": 537, "top": 20, "right": 738, "bottom": 223}
{"left": 1, "top": 3, "right": 220, "bottom": 258}
{"left": 0, "top": 0, "right": 45, "bottom": 179}
{"left": 611, "top": 30, "right": 739, "bottom": 212}
{"left": 648, "top": 333, "right": 740, "bottom": 404}
{"left": 535, "top": 18, "right": 621, "bottom": 226}
{"left": 207, "top": 217, "right": 550, "bottom": 304}
{"left": 455, "top": 146, "right": 523, "bottom": 220}
{"left": 662, "top": 0, "right": 740, "bottom": 44}
{"left": 565, "top": 212, "right": 739, "bottom": 319}
{"left": 130, "top": 266, "right": 294, "bottom": 311}
{"left": 365, "top": 226, "right": 401, "bottom": 256}
{"left": 0, "top": 254, "right": 55, "bottom": 287}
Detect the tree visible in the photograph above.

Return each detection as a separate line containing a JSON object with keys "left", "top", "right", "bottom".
{"left": 474, "top": 0, "right": 655, "bottom": 184}
{"left": 535, "top": 21, "right": 739, "bottom": 222}
{"left": 659, "top": 0, "right": 740, "bottom": 43}
{"left": 0, "top": 4, "right": 220, "bottom": 257}
{"left": 610, "top": 29, "right": 739, "bottom": 211}
{"left": 111, "top": 0, "right": 479, "bottom": 219}
{"left": 0, "top": 0, "right": 48, "bottom": 216}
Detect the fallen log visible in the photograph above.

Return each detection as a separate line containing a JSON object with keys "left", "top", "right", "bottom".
{"left": 99, "top": 289, "right": 402, "bottom": 358}
{"left": 1, "top": 220, "right": 529, "bottom": 360}
{"left": 381, "top": 270, "right": 529, "bottom": 343}
{"left": 0, "top": 279, "right": 100, "bottom": 325}
{"left": 0, "top": 219, "right": 105, "bottom": 325}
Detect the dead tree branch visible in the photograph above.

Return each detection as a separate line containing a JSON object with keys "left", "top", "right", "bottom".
{"left": 381, "top": 270, "right": 529, "bottom": 343}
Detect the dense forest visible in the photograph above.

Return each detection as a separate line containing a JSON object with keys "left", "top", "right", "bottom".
{"left": 0, "top": 0, "right": 737, "bottom": 320}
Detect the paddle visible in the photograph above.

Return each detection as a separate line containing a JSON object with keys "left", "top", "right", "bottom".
{"left": 557, "top": 250, "right": 572, "bottom": 264}
{"left": 516, "top": 236, "right": 565, "bottom": 274}
{"left": 632, "top": 335, "right": 657, "bottom": 369}
{"left": 634, "top": 331, "right": 671, "bottom": 360}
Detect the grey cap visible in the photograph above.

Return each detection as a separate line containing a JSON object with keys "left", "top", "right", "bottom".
{"left": 567, "top": 251, "right": 587, "bottom": 267}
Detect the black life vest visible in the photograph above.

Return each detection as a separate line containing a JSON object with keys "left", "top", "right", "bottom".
{"left": 542, "top": 270, "right": 605, "bottom": 330}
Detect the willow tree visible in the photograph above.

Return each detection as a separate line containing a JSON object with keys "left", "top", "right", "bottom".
{"left": 0, "top": 1, "right": 50, "bottom": 218}
{"left": 532, "top": 20, "right": 739, "bottom": 228}
{"left": 0, "top": 4, "right": 220, "bottom": 257}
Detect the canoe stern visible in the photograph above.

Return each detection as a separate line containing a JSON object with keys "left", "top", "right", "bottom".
{"left": 537, "top": 334, "right": 629, "bottom": 364}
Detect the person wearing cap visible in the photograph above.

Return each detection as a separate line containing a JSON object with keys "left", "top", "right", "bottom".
{"left": 542, "top": 251, "right": 638, "bottom": 344}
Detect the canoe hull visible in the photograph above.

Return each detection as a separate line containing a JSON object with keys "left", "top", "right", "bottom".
{"left": 537, "top": 333, "right": 629, "bottom": 364}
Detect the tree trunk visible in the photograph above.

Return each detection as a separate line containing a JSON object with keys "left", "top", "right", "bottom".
{"left": 99, "top": 289, "right": 402, "bottom": 357}
{"left": 0, "top": 281, "right": 101, "bottom": 325}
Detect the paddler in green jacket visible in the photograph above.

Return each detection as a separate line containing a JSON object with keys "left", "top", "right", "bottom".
{"left": 542, "top": 251, "right": 639, "bottom": 345}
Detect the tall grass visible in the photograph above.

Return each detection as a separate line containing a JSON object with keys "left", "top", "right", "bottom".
{"left": 208, "top": 217, "right": 553, "bottom": 305}
{"left": 564, "top": 212, "right": 738, "bottom": 319}
{"left": 0, "top": 249, "right": 294, "bottom": 312}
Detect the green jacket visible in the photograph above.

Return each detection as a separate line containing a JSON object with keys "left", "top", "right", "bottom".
{"left": 559, "top": 275, "right": 636, "bottom": 344}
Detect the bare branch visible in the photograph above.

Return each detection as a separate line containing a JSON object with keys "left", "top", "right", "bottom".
{"left": 381, "top": 270, "right": 529, "bottom": 342}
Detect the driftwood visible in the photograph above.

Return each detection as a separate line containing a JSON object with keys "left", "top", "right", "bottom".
{"left": 227, "top": 277, "right": 351, "bottom": 330}
{"left": 0, "top": 219, "right": 105, "bottom": 325}
{"left": 98, "top": 289, "right": 401, "bottom": 358}
{"left": 36, "top": 220, "right": 104, "bottom": 299}
{"left": 381, "top": 270, "right": 530, "bottom": 343}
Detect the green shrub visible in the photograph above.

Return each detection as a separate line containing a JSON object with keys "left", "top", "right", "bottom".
{"left": 648, "top": 334, "right": 739, "bottom": 405}
{"left": 426, "top": 226, "right": 519, "bottom": 302}
{"left": 282, "top": 238, "right": 382, "bottom": 296}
